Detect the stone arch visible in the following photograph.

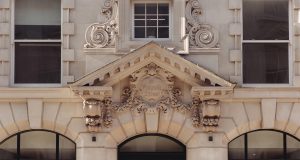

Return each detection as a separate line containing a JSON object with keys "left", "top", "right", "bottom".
{"left": 223, "top": 119, "right": 300, "bottom": 144}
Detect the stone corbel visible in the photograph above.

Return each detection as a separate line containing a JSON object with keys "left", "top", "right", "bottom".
{"left": 191, "top": 98, "right": 221, "bottom": 132}
{"left": 84, "top": 0, "right": 118, "bottom": 53}
{"left": 71, "top": 86, "right": 113, "bottom": 132}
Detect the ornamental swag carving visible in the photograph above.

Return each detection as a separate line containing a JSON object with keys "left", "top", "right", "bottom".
{"left": 81, "top": 63, "right": 221, "bottom": 132}
{"left": 186, "top": 0, "right": 219, "bottom": 48}
{"left": 112, "top": 63, "right": 191, "bottom": 114}
{"left": 84, "top": 0, "right": 118, "bottom": 49}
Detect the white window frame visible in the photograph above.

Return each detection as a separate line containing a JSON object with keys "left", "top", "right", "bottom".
{"left": 241, "top": 0, "right": 293, "bottom": 87}
{"left": 131, "top": 0, "right": 172, "bottom": 41}
{"left": 10, "top": 0, "right": 63, "bottom": 87}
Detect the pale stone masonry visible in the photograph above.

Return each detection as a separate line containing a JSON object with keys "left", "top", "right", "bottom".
{"left": 0, "top": 0, "right": 300, "bottom": 160}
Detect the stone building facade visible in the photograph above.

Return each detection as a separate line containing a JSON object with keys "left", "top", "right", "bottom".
{"left": 0, "top": 0, "right": 300, "bottom": 160}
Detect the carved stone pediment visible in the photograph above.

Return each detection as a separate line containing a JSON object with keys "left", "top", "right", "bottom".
{"left": 70, "top": 42, "right": 235, "bottom": 132}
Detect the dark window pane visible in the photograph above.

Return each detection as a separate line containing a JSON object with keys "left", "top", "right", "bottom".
{"left": 134, "top": 15, "right": 145, "bottom": 19}
{"left": 15, "top": 0, "right": 61, "bottom": 40}
{"left": 15, "top": 42, "right": 61, "bottom": 83}
{"left": 146, "top": 4, "right": 157, "bottom": 14}
{"left": 158, "top": 16, "right": 169, "bottom": 26}
{"left": 20, "top": 131, "right": 56, "bottom": 160}
{"left": 247, "top": 131, "right": 284, "bottom": 160}
{"left": 158, "top": 4, "right": 169, "bottom": 14}
{"left": 15, "top": 25, "right": 60, "bottom": 39}
{"left": 134, "top": 4, "right": 145, "bottom": 14}
{"left": 135, "top": 27, "right": 145, "bottom": 38}
{"left": 287, "top": 135, "right": 300, "bottom": 160}
{"left": 135, "top": 20, "right": 145, "bottom": 26}
{"left": 147, "top": 19, "right": 157, "bottom": 26}
{"left": 243, "top": 0, "right": 289, "bottom": 40}
{"left": 0, "top": 135, "right": 17, "bottom": 160}
{"left": 59, "top": 136, "right": 76, "bottom": 160}
{"left": 243, "top": 43, "right": 289, "bottom": 83}
{"left": 228, "top": 135, "right": 244, "bottom": 160}
{"left": 146, "top": 27, "right": 157, "bottom": 38}
{"left": 158, "top": 28, "right": 169, "bottom": 38}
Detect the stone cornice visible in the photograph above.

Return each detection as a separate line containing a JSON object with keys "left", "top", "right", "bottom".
{"left": 72, "top": 42, "right": 233, "bottom": 88}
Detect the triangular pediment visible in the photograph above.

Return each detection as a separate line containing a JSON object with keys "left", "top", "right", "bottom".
{"left": 71, "top": 42, "right": 234, "bottom": 90}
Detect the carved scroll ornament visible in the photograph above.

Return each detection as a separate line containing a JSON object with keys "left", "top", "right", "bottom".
{"left": 186, "top": 0, "right": 219, "bottom": 48}
{"left": 84, "top": 0, "right": 118, "bottom": 49}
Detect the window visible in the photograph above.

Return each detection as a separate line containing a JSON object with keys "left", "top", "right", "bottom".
{"left": 118, "top": 134, "right": 185, "bottom": 160}
{"left": 228, "top": 130, "right": 300, "bottom": 160}
{"left": 133, "top": 2, "right": 170, "bottom": 39}
{"left": 14, "top": 0, "right": 61, "bottom": 84}
{"left": 0, "top": 130, "right": 76, "bottom": 160}
{"left": 242, "top": 0, "right": 289, "bottom": 84}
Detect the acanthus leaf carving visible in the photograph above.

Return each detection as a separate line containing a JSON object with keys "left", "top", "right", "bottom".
{"left": 84, "top": 0, "right": 118, "bottom": 49}
{"left": 186, "top": 0, "right": 219, "bottom": 49}
{"left": 112, "top": 63, "right": 191, "bottom": 114}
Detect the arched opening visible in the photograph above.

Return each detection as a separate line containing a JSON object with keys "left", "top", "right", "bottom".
{"left": 118, "top": 134, "right": 186, "bottom": 160}
{"left": 0, "top": 130, "right": 76, "bottom": 160}
{"left": 228, "top": 130, "right": 300, "bottom": 160}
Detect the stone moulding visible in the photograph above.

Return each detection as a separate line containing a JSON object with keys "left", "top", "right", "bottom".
{"left": 71, "top": 42, "right": 235, "bottom": 132}
{"left": 185, "top": 0, "right": 220, "bottom": 50}
{"left": 84, "top": 0, "right": 118, "bottom": 52}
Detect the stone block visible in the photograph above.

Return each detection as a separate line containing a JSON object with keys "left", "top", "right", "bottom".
{"left": 229, "top": 0, "right": 242, "bottom": 9}
{"left": 0, "top": 0, "right": 10, "bottom": 9}
{"left": 230, "top": 76, "right": 242, "bottom": 84}
{"left": 294, "top": 76, "right": 300, "bottom": 86}
{"left": 11, "top": 102, "right": 30, "bottom": 131}
{"left": 63, "top": 23, "right": 75, "bottom": 35}
{"left": 229, "top": 50, "right": 241, "bottom": 62}
{"left": 62, "top": 75, "right": 75, "bottom": 85}
{"left": 43, "top": 102, "right": 60, "bottom": 130}
{"left": 229, "top": 23, "right": 241, "bottom": 36}
{"left": 295, "top": 0, "right": 300, "bottom": 9}
{"left": 62, "top": 0, "right": 75, "bottom": 9}
{"left": 0, "top": 76, "right": 9, "bottom": 86}
{"left": 27, "top": 99, "right": 43, "bottom": 129}
{"left": 65, "top": 118, "right": 87, "bottom": 141}
{"left": 0, "top": 49, "right": 9, "bottom": 61}
{"left": 0, "top": 103, "right": 18, "bottom": 134}
{"left": 295, "top": 23, "right": 300, "bottom": 36}
{"left": 132, "top": 114, "right": 146, "bottom": 134}
{"left": 158, "top": 109, "right": 173, "bottom": 134}
{"left": 145, "top": 111, "right": 159, "bottom": 132}
{"left": 0, "top": 23, "right": 9, "bottom": 35}
{"left": 261, "top": 99, "right": 276, "bottom": 129}
{"left": 63, "top": 49, "right": 75, "bottom": 61}
{"left": 275, "top": 103, "right": 293, "bottom": 130}
{"left": 244, "top": 102, "right": 261, "bottom": 130}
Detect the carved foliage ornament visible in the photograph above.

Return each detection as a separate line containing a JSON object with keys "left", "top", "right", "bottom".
{"left": 185, "top": 0, "right": 219, "bottom": 48}
{"left": 112, "top": 63, "right": 191, "bottom": 114}
{"left": 81, "top": 64, "right": 221, "bottom": 132}
{"left": 84, "top": 0, "right": 118, "bottom": 49}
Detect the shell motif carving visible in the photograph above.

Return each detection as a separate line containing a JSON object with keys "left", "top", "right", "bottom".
{"left": 84, "top": 0, "right": 118, "bottom": 49}
{"left": 185, "top": 0, "right": 219, "bottom": 48}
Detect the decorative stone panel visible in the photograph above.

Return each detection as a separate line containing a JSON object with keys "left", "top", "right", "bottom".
{"left": 294, "top": 1, "right": 300, "bottom": 86}
{"left": 0, "top": 2, "right": 10, "bottom": 86}
{"left": 228, "top": 2, "right": 242, "bottom": 84}
{"left": 62, "top": 0, "right": 75, "bottom": 85}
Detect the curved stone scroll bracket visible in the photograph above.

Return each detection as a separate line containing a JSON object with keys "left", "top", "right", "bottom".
{"left": 185, "top": 0, "right": 220, "bottom": 49}
{"left": 84, "top": 0, "right": 118, "bottom": 50}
